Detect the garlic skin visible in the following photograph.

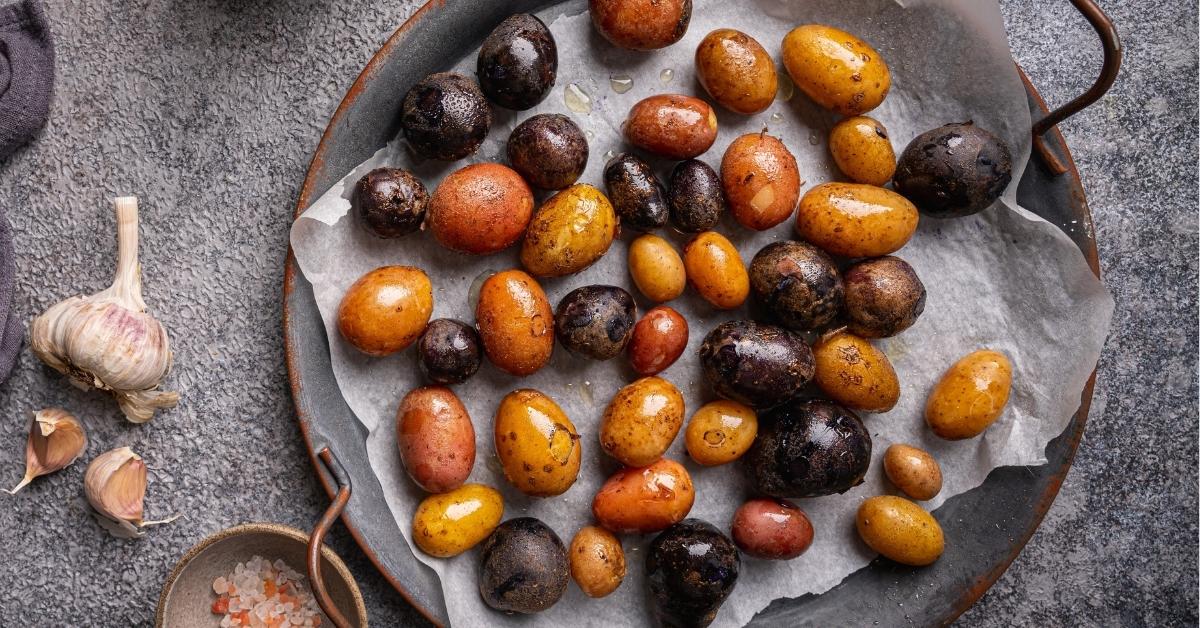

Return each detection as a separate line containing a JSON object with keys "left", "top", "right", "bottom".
{"left": 84, "top": 446, "right": 178, "bottom": 538}
{"left": 4, "top": 408, "right": 87, "bottom": 494}
{"left": 30, "top": 197, "right": 179, "bottom": 423}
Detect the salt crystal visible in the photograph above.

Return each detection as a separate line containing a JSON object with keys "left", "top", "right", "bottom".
{"left": 220, "top": 617, "right": 232, "bottom": 628}
{"left": 274, "top": 559, "right": 287, "bottom": 571}
{"left": 213, "top": 576, "right": 228, "bottom": 594}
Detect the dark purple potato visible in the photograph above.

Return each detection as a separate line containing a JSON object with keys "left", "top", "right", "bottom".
{"left": 401, "top": 72, "right": 492, "bottom": 161}
{"left": 352, "top": 167, "right": 429, "bottom": 238}
{"left": 667, "top": 159, "right": 726, "bottom": 233}
{"left": 555, "top": 285, "right": 637, "bottom": 360}
{"left": 507, "top": 114, "right": 588, "bottom": 190}
{"left": 842, "top": 256, "right": 926, "bottom": 338}
{"left": 698, "top": 320, "right": 814, "bottom": 409}
{"left": 749, "top": 240, "right": 844, "bottom": 331}
{"left": 744, "top": 399, "right": 872, "bottom": 498}
{"left": 646, "top": 519, "right": 740, "bottom": 628}
{"left": 478, "top": 517, "right": 568, "bottom": 614}
{"left": 893, "top": 121, "right": 1013, "bottom": 218}
{"left": 604, "top": 152, "right": 669, "bottom": 231}
{"left": 477, "top": 14, "right": 558, "bottom": 110}
{"left": 416, "top": 319, "right": 482, "bottom": 384}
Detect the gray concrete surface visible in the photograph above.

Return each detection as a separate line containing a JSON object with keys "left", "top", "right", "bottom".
{"left": 0, "top": 0, "right": 1194, "bottom": 626}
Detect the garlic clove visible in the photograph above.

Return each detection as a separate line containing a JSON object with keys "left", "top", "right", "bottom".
{"left": 4, "top": 408, "right": 87, "bottom": 494}
{"left": 84, "top": 446, "right": 178, "bottom": 538}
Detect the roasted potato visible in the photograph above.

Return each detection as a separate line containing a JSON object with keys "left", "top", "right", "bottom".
{"left": 698, "top": 320, "right": 814, "bottom": 409}
{"left": 412, "top": 483, "right": 503, "bottom": 558}
{"left": 811, "top": 330, "right": 900, "bottom": 413}
{"left": 627, "top": 306, "right": 689, "bottom": 376}
{"left": 695, "top": 28, "right": 777, "bottom": 114}
{"left": 894, "top": 121, "right": 1014, "bottom": 218}
{"left": 842, "top": 256, "right": 926, "bottom": 338}
{"left": 745, "top": 399, "right": 871, "bottom": 497}
{"left": 646, "top": 519, "right": 740, "bottom": 628}
{"left": 478, "top": 517, "right": 569, "bottom": 613}
{"left": 683, "top": 231, "right": 749, "bottom": 309}
{"left": 624, "top": 94, "right": 718, "bottom": 159}
{"left": 337, "top": 266, "right": 433, "bottom": 357}
{"left": 925, "top": 350, "right": 1013, "bottom": 439}
{"left": 684, "top": 400, "right": 757, "bottom": 466}
{"left": 795, "top": 182, "right": 918, "bottom": 258}
{"left": 592, "top": 458, "right": 695, "bottom": 534}
{"left": 477, "top": 14, "right": 557, "bottom": 110}
{"left": 589, "top": 0, "right": 691, "bottom": 50}
{"left": 856, "top": 495, "right": 944, "bottom": 566}
{"left": 427, "top": 162, "right": 534, "bottom": 255}
{"left": 396, "top": 386, "right": 475, "bottom": 493}
{"left": 668, "top": 159, "right": 726, "bottom": 233}
{"left": 569, "top": 525, "right": 626, "bottom": 598}
{"left": 883, "top": 444, "right": 943, "bottom": 501}
{"left": 416, "top": 318, "right": 482, "bottom": 385}
{"left": 781, "top": 25, "right": 890, "bottom": 116}
{"left": 554, "top": 285, "right": 636, "bottom": 360}
{"left": 521, "top": 183, "right": 619, "bottom": 277}
{"left": 731, "top": 498, "right": 813, "bottom": 560}
{"left": 401, "top": 72, "right": 492, "bottom": 161}
{"left": 599, "top": 376, "right": 685, "bottom": 467}
{"left": 829, "top": 116, "right": 896, "bottom": 186}
{"left": 475, "top": 270, "right": 554, "bottom": 376}
{"left": 352, "top": 167, "right": 429, "bottom": 238}
{"left": 721, "top": 132, "right": 801, "bottom": 230}
{"left": 604, "top": 152, "right": 669, "bottom": 231}
{"left": 749, "top": 240, "right": 843, "bottom": 331}
{"left": 507, "top": 113, "right": 588, "bottom": 190}
{"left": 495, "top": 389, "right": 581, "bottom": 496}
{"left": 628, "top": 234, "right": 686, "bottom": 303}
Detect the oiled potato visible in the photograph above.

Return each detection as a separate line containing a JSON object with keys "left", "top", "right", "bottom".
{"left": 843, "top": 256, "right": 926, "bottom": 338}
{"left": 605, "top": 152, "right": 669, "bottom": 231}
{"left": 495, "top": 389, "right": 581, "bottom": 496}
{"left": 427, "top": 163, "right": 534, "bottom": 255}
{"left": 569, "top": 525, "right": 626, "bottom": 598}
{"left": 695, "top": 29, "right": 777, "bottom": 114}
{"left": 684, "top": 400, "right": 757, "bottom": 466}
{"left": 811, "top": 331, "right": 899, "bottom": 413}
{"left": 627, "top": 306, "right": 689, "bottom": 376}
{"left": 781, "top": 24, "right": 891, "bottom": 116}
{"left": 479, "top": 518, "right": 569, "bottom": 614}
{"left": 731, "top": 498, "right": 813, "bottom": 560}
{"left": 829, "top": 116, "right": 896, "bottom": 186}
{"left": 475, "top": 270, "right": 554, "bottom": 376}
{"left": 925, "top": 350, "right": 1013, "bottom": 440}
{"left": 721, "top": 132, "right": 801, "bottom": 230}
{"left": 592, "top": 458, "right": 695, "bottom": 534}
{"left": 625, "top": 94, "right": 718, "bottom": 159}
{"left": 589, "top": 0, "right": 691, "bottom": 50}
{"left": 748, "top": 240, "right": 843, "bottom": 331}
{"left": 855, "top": 495, "right": 943, "bottom": 566}
{"left": 683, "top": 231, "right": 749, "bottom": 309}
{"left": 628, "top": 234, "right": 686, "bottom": 303}
{"left": 600, "top": 376, "right": 685, "bottom": 467}
{"left": 521, "top": 184, "right": 619, "bottom": 278}
{"left": 554, "top": 285, "right": 636, "bottom": 361}
{"left": 883, "top": 444, "right": 942, "bottom": 501}
{"left": 795, "top": 183, "right": 918, "bottom": 258}
{"left": 396, "top": 386, "right": 475, "bottom": 493}
{"left": 337, "top": 266, "right": 433, "bottom": 357}
{"left": 412, "top": 483, "right": 504, "bottom": 558}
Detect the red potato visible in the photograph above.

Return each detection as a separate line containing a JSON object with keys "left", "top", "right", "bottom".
{"left": 731, "top": 498, "right": 814, "bottom": 560}
{"left": 427, "top": 163, "right": 534, "bottom": 255}
{"left": 624, "top": 94, "right": 718, "bottom": 160}
{"left": 721, "top": 132, "right": 801, "bottom": 230}
{"left": 396, "top": 386, "right": 476, "bottom": 493}
{"left": 627, "top": 306, "right": 689, "bottom": 376}
{"left": 592, "top": 458, "right": 694, "bottom": 534}
{"left": 589, "top": 0, "right": 691, "bottom": 50}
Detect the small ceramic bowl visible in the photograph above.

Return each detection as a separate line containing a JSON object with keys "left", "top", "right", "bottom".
{"left": 156, "top": 523, "right": 367, "bottom": 628}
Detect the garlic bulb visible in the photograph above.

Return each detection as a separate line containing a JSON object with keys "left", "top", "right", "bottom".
{"left": 84, "top": 446, "right": 178, "bottom": 538}
{"left": 30, "top": 196, "right": 179, "bottom": 423}
{"left": 4, "top": 408, "right": 87, "bottom": 494}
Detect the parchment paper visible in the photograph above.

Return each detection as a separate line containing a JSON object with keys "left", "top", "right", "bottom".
{"left": 289, "top": 1, "right": 1114, "bottom": 625}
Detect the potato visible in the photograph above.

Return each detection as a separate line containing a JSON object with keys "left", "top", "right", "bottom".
{"left": 605, "top": 152, "right": 669, "bottom": 231}
{"left": 748, "top": 240, "right": 843, "bottom": 331}
{"left": 627, "top": 306, "right": 689, "bottom": 376}
{"left": 829, "top": 116, "right": 896, "bottom": 186}
{"left": 720, "top": 132, "right": 801, "bottom": 230}
{"left": 427, "top": 162, "right": 534, "bottom": 255}
{"left": 569, "top": 525, "right": 626, "bottom": 598}
{"left": 811, "top": 331, "right": 900, "bottom": 413}
{"left": 416, "top": 318, "right": 482, "bottom": 385}
{"left": 668, "top": 159, "right": 726, "bottom": 233}
{"left": 589, "top": 0, "right": 691, "bottom": 50}
{"left": 843, "top": 256, "right": 926, "bottom": 338}
{"left": 352, "top": 167, "right": 428, "bottom": 238}
{"left": 883, "top": 444, "right": 942, "bottom": 501}
{"left": 520, "top": 183, "right": 619, "bottom": 277}
{"left": 401, "top": 72, "right": 492, "bottom": 161}
{"left": 855, "top": 495, "right": 944, "bottom": 566}
{"left": 412, "top": 483, "right": 503, "bottom": 558}
{"left": 554, "top": 285, "right": 637, "bottom": 360}
{"left": 478, "top": 518, "right": 569, "bottom": 614}
{"left": 646, "top": 520, "right": 739, "bottom": 628}
{"left": 894, "top": 122, "right": 1014, "bottom": 218}
{"left": 337, "top": 266, "right": 433, "bottom": 357}
{"left": 684, "top": 400, "right": 757, "bottom": 466}
{"left": 683, "top": 231, "right": 749, "bottom": 309}
{"left": 731, "top": 498, "right": 813, "bottom": 560}
{"left": 475, "top": 270, "right": 554, "bottom": 376}
{"left": 695, "top": 29, "right": 777, "bottom": 114}
{"left": 396, "top": 386, "right": 475, "bottom": 493}
{"left": 795, "top": 182, "right": 919, "bottom": 258}
{"left": 925, "top": 350, "right": 1013, "bottom": 440}
{"left": 781, "top": 25, "right": 890, "bottom": 116}
{"left": 698, "top": 320, "right": 814, "bottom": 409}
{"left": 495, "top": 389, "right": 581, "bottom": 496}
{"left": 624, "top": 94, "right": 718, "bottom": 159}
{"left": 592, "top": 458, "right": 695, "bottom": 534}
{"left": 507, "top": 113, "right": 588, "bottom": 190}
{"left": 600, "top": 376, "right": 685, "bottom": 467}
{"left": 628, "top": 234, "right": 686, "bottom": 303}
{"left": 477, "top": 14, "right": 557, "bottom": 111}
{"left": 746, "top": 399, "right": 871, "bottom": 497}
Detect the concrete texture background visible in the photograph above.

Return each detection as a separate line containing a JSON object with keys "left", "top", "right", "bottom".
{"left": 0, "top": 0, "right": 1194, "bottom": 625}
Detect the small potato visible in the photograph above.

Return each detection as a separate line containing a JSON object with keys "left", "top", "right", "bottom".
{"left": 604, "top": 152, "right": 669, "bottom": 231}
{"left": 600, "top": 376, "right": 685, "bottom": 467}
{"left": 731, "top": 498, "right": 814, "bottom": 560}
{"left": 569, "top": 525, "right": 626, "bottom": 598}
{"left": 417, "top": 318, "right": 483, "bottom": 385}
{"left": 589, "top": 0, "right": 691, "bottom": 50}
{"left": 412, "top": 483, "right": 504, "bottom": 558}
{"left": 592, "top": 458, "right": 695, "bottom": 534}
{"left": 479, "top": 518, "right": 569, "bottom": 614}
{"left": 396, "top": 386, "right": 475, "bottom": 493}
{"left": 695, "top": 29, "right": 777, "bottom": 114}
{"left": 624, "top": 94, "right": 718, "bottom": 160}
{"left": 811, "top": 331, "right": 900, "bottom": 413}
{"left": 699, "top": 320, "right": 814, "bottom": 409}
{"left": 554, "top": 285, "right": 637, "bottom": 360}
{"left": 401, "top": 72, "right": 492, "bottom": 161}
{"left": 894, "top": 121, "right": 1014, "bottom": 218}
{"left": 628, "top": 234, "right": 686, "bottom": 302}
{"left": 721, "top": 132, "right": 801, "bottom": 230}
{"left": 337, "top": 266, "right": 433, "bottom": 357}
{"left": 925, "top": 350, "right": 1013, "bottom": 440}
{"left": 352, "top": 167, "right": 429, "bottom": 238}
{"left": 475, "top": 270, "right": 554, "bottom": 376}
{"left": 795, "top": 182, "right": 918, "bottom": 258}
{"left": 521, "top": 184, "right": 619, "bottom": 278}
{"left": 829, "top": 116, "right": 896, "bottom": 186}
{"left": 627, "top": 306, "right": 689, "bottom": 376}
{"left": 683, "top": 231, "right": 749, "bottom": 309}
{"left": 843, "top": 256, "right": 926, "bottom": 338}
{"left": 668, "top": 159, "right": 726, "bottom": 233}
{"left": 748, "top": 240, "right": 843, "bottom": 331}
{"left": 427, "top": 162, "right": 534, "bottom": 255}
{"left": 883, "top": 444, "right": 942, "bottom": 501}
{"left": 495, "top": 389, "right": 582, "bottom": 496}
{"left": 477, "top": 14, "right": 557, "bottom": 111}
{"left": 507, "top": 113, "right": 588, "bottom": 190}
{"left": 781, "top": 25, "right": 891, "bottom": 116}
{"left": 684, "top": 400, "right": 757, "bottom": 466}
{"left": 855, "top": 495, "right": 944, "bottom": 566}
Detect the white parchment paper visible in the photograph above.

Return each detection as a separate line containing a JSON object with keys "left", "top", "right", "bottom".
{"left": 289, "top": 1, "right": 1114, "bottom": 625}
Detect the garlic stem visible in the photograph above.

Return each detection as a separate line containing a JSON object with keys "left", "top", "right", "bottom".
{"left": 103, "top": 196, "right": 146, "bottom": 311}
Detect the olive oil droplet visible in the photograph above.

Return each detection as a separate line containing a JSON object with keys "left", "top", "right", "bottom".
{"left": 609, "top": 75, "right": 634, "bottom": 93}
{"left": 808, "top": 131, "right": 821, "bottom": 145}
{"left": 777, "top": 74, "right": 795, "bottom": 101}
{"left": 769, "top": 112, "right": 784, "bottom": 123}
{"left": 564, "top": 83, "right": 592, "bottom": 113}
{"left": 659, "top": 68, "right": 674, "bottom": 84}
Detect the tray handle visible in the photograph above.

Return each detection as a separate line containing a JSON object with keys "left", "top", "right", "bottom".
{"left": 307, "top": 447, "right": 356, "bottom": 628}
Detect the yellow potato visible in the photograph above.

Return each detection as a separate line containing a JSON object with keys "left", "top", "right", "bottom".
{"left": 569, "top": 525, "right": 626, "bottom": 598}
{"left": 795, "top": 182, "right": 918, "bottom": 258}
{"left": 684, "top": 400, "right": 758, "bottom": 466}
{"left": 855, "top": 495, "right": 943, "bottom": 566}
{"left": 475, "top": 270, "right": 554, "bottom": 376}
{"left": 337, "top": 266, "right": 433, "bottom": 357}
{"left": 695, "top": 28, "right": 777, "bottom": 114}
{"left": 683, "top": 231, "right": 749, "bottom": 309}
{"left": 925, "top": 350, "right": 1013, "bottom": 440}
{"left": 599, "top": 376, "right": 685, "bottom": 467}
{"left": 521, "top": 184, "right": 619, "bottom": 277}
{"left": 829, "top": 116, "right": 896, "bottom": 186}
{"left": 781, "top": 24, "right": 891, "bottom": 116}
{"left": 812, "top": 331, "right": 900, "bottom": 413}
{"left": 883, "top": 444, "right": 943, "bottom": 501}
{"left": 495, "top": 389, "right": 582, "bottom": 496}
{"left": 412, "top": 483, "right": 504, "bottom": 558}
{"left": 628, "top": 234, "right": 686, "bottom": 302}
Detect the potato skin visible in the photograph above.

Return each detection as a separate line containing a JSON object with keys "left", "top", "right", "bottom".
{"left": 475, "top": 270, "right": 554, "bottom": 376}
{"left": 495, "top": 389, "right": 581, "bottom": 497}
{"left": 812, "top": 331, "right": 900, "bottom": 413}
{"left": 604, "top": 152, "right": 669, "bottom": 231}
{"left": 337, "top": 266, "right": 433, "bottom": 357}
{"left": 477, "top": 14, "right": 557, "bottom": 111}
{"left": 507, "top": 113, "right": 588, "bottom": 190}
{"left": 698, "top": 320, "right": 814, "bottom": 409}
{"left": 417, "top": 318, "right": 482, "bottom": 385}
{"left": 600, "top": 376, "right": 685, "bottom": 467}
{"left": 592, "top": 458, "right": 695, "bottom": 534}
{"left": 627, "top": 306, "right": 689, "bottom": 376}
{"left": 569, "top": 525, "right": 626, "bottom": 598}
{"left": 625, "top": 94, "right": 718, "bottom": 159}
{"left": 401, "top": 72, "right": 492, "bottom": 161}
{"left": 684, "top": 400, "right": 757, "bottom": 466}
{"left": 520, "top": 184, "right": 619, "bottom": 278}
{"left": 695, "top": 29, "right": 777, "bottom": 114}
{"left": 829, "top": 116, "right": 896, "bottom": 186}
{"left": 427, "top": 163, "right": 534, "bottom": 255}
{"left": 646, "top": 519, "right": 740, "bottom": 628}
{"left": 396, "top": 386, "right": 476, "bottom": 493}
{"left": 683, "top": 231, "right": 749, "bottom": 309}
{"left": 668, "top": 159, "right": 726, "bottom": 233}
{"left": 749, "top": 240, "right": 843, "bottom": 331}
{"left": 745, "top": 398, "right": 871, "bottom": 497}
{"left": 843, "top": 256, "right": 926, "bottom": 338}
{"left": 781, "top": 25, "right": 891, "bottom": 116}
{"left": 478, "top": 517, "right": 569, "bottom": 614}
{"left": 554, "top": 285, "right": 637, "bottom": 360}
{"left": 589, "top": 0, "right": 691, "bottom": 50}
{"left": 731, "top": 498, "right": 814, "bottom": 560}
{"left": 795, "top": 182, "right": 919, "bottom": 258}
{"left": 856, "top": 495, "right": 944, "bottom": 566}
{"left": 893, "top": 121, "right": 1013, "bottom": 218}
{"left": 883, "top": 444, "right": 943, "bottom": 501}
{"left": 628, "top": 234, "right": 686, "bottom": 303}
{"left": 412, "top": 483, "right": 503, "bottom": 558}
{"left": 352, "top": 167, "right": 429, "bottom": 238}
{"left": 721, "top": 133, "right": 801, "bottom": 230}
{"left": 925, "top": 350, "right": 1013, "bottom": 440}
